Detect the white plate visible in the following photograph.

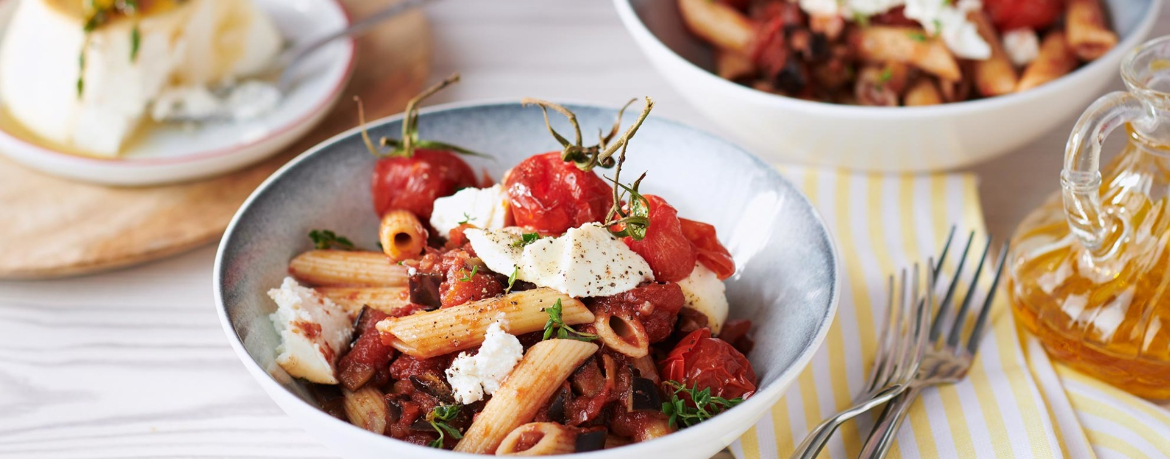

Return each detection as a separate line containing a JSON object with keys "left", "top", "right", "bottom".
{"left": 0, "top": 0, "right": 355, "bottom": 186}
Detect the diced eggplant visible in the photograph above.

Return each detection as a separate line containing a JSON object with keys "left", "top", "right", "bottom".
{"left": 386, "top": 397, "right": 403, "bottom": 423}
{"left": 629, "top": 377, "right": 662, "bottom": 412}
{"left": 410, "top": 374, "right": 455, "bottom": 404}
{"left": 546, "top": 389, "right": 567, "bottom": 424}
{"left": 575, "top": 429, "right": 607, "bottom": 452}
{"left": 409, "top": 273, "right": 443, "bottom": 309}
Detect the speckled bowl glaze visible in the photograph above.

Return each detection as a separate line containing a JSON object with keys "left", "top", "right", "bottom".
{"left": 214, "top": 101, "right": 840, "bottom": 459}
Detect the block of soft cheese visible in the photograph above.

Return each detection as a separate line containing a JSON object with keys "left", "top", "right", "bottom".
{"left": 0, "top": 0, "right": 281, "bottom": 157}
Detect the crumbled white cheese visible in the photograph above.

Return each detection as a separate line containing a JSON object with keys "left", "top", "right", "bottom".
{"left": 1002, "top": 28, "right": 1040, "bottom": 66}
{"left": 445, "top": 321, "right": 524, "bottom": 404}
{"left": 466, "top": 223, "right": 655, "bottom": 297}
{"left": 677, "top": 263, "right": 730, "bottom": 334}
{"left": 151, "top": 80, "right": 281, "bottom": 122}
{"left": 268, "top": 277, "right": 354, "bottom": 385}
{"left": 795, "top": 0, "right": 990, "bottom": 60}
{"left": 430, "top": 184, "right": 510, "bottom": 237}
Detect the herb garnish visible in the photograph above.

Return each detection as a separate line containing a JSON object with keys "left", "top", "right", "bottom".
{"left": 511, "top": 232, "right": 542, "bottom": 248}
{"left": 603, "top": 140, "right": 651, "bottom": 241}
{"left": 908, "top": 31, "right": 927, "bottom": 42}
{"left": 309, "top": 230, "right": 356, "bottom": 250}
{"left": 130, "top": 24, "right": 141, "bottom": 62}
{"left": 522, "top": 97, "right": 653, "bottom": 172}
{"left": 660, "top": 380, "right": 744, "bottom": 429}
{"left": 853, "top": 12, "right": 870, "bottom": 27}
{"left": 542, "top": 299, "right": 596, "bottom": 341}
{"left": 458, "top": 212, "right": 475, "bottom": 225}
{"left": 505, "top": 267, "right": 519, "bottom": 293}
{"left": 356, "top": 73, "right": 487, "bottom": 159}
{"left": 426, "top": 405, "right": 463, "bottom": 448}
{"left": 459, "top": 265, "right": 478, "bottom": 282}
{"left": 877, "top": 68, "right": 893, "bottom": 84}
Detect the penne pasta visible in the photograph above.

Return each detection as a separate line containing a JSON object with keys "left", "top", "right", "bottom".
{"left": 851, "top": 26, "right": 962, "bottom": 81}
{"left": 1017, "top": 31, "right": 1078, "bottom": 92}
{"left": 495, "top": 422, "right": 577, "bottom": 455}
{"left": 1066, "top": 0, "right": 1117, "bottom": 60}
{"left": 378, "top": 209, "right": 428, "bottom": 262}
{"left": 904, "top": 78, "right": 943, "bottom": 106}
{"left": 632, "top": 416, "right": 674, "bottom": 443}
{"left": 592, "top": 312, "right": 650, "bottom": 358}
{"left": 454, "top": 339, "right": 599, "bottom": 454}
{"left": 316, "top": 286, "right": 410, "bottom": 316}
{"left": 715, "top": 50, "right": 755, "bottom": 81}
{"left": 288, "top": 250, "right": 408, "bottom": 287}
{"left": 376, "top": 288, "right": 594, "bottom": 359}
{"left": 342, "top": 386, "right": 389, "bottom": 435}
{"left": 969, "top": 12, "right": 1018, "bottom": 97}
{"left": 676, "top": 0, "right": 755, "bottom": 53}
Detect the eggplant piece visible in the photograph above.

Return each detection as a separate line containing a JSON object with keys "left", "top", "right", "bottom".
{"left": 410, "top": 374, "right": 456, "bottom": 404}
{"left": 386, "top": 397, "right": 403, "bottom": 423}
{"left": 409, "top": 273, "right": 443, "bottom": 309}
{"left": 575, "top": 429, "right": 607, "bottom": 452}
{"left": 629, "top": 377, "right": 662, "bottom": 412}
{"left": 546, "top": 389, "right": 568, "bottom": 424}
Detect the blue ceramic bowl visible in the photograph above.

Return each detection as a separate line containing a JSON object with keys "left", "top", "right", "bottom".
{"left": 214, "top": 101, "right": 840, "bottom": 459}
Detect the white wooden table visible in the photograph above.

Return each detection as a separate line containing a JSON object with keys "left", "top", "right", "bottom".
{"left": 1, "top": 1, "right": 1167, "bottom": 457}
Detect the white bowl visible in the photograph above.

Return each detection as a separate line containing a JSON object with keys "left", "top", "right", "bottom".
{"left": 613, "top": 0, "right": 1162, "bottom": 172}
{"left": 215, "top": 101, "right": 840, "bottom": 458}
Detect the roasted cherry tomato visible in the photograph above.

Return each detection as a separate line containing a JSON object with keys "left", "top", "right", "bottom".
{"left": 372, "top": 149, "right": 479, "bottom": 220}
{"left": 504, "top": 152, "right": 614, "bottom": 235}
{"left": 679, "top": 218, "right": 735, "bottom": 280}
{"left": 623, "top": 195, "right": 697, "bottom": 283}
{"left": 983, "top": 0, "right": 1062, "bottom": 31}
{"left": 661, "top": 328, "right": 757, "bottom": 401}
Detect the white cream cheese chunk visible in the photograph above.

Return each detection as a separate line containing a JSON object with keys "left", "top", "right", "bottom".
{"left": 678, "top": 263, "right": 730, "bottom": 334}
{"left": 794, "top": 0, "right": 990, "bottom": 60}
{"left": 1003, "top": 28, "right": 1040, "bottom": 66}
{"left": 0, "top": 0, "right": 281, "bottom": 156}
{"left": 466, "top": 223, "right": 655, "bottom": 298}
{"left": 268, "top": 277, "right": 354, "bottom": 385}
{"left": 430, "top": 184, "right": 510, "bottom": 236}
{"left": 445, "top": 321, "right": 524, "bottom": 404}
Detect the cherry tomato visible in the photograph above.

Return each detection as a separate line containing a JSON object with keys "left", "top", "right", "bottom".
{"left": 371, "top": 149, "right": 479, "bottom": 220}
{"left": 661, "top": 328, "right": 757, "bottom": 401}
{"left": 623, "top": 195, "right": 697, "bottom": 283}
{"left": 983, "top": 0, "right": 1062, "bottom": 31}
{"left": 678, "top": 218, "right": 735, "bottom": 280}
{"left": 504, "top": 152, "right": 614, "bottom": 235}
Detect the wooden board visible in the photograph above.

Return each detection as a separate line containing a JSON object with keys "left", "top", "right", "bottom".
{"left": 0, "top": 0, "right": 431, "bottom": 279}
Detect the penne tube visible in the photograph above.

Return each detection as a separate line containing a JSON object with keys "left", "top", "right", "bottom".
{"left": 288, "top": 250, "right": 408, "bottom": 287}
{"left": 378, "top": 209, "right": 428, "bottom": 262}
{"left": 593, "top": 312, "right": 650, "bottom": 358}
{"left": 1017, "top": 32, "right": 1078, "bottom": 92}
{"left": 903, "top": 78, "right": 943, "bottom": 106}
{"left": 454, "top": 339, "right": 599, "bottom": 454}
{"left": 342, "top": 386, "right": 388, "bottom": 435}
{"left": 316, "top": 287, "right": 411, "bottom": 316}
{"left": 495, "top": 422, "right": 577, "bottom": 455}
{"left": 850, "top": 26, "right": 962, "bottom": 81}
{"left": 1066, "top": 0, "right": 1117, "bottom": 60}
{"left": 969, "top": 12, "right": 1018, "bottom": 97}
{"left": 677, "top": 0, "right": 755, "bottom": 53}
{"left": 715, "top": 50, "right": 755, "bottom": 81}
{"left": 632, "top": 416, "right": 674, "bottom": 443}
{"left": 376, "top": 288, "right": 594, "bottom": 359}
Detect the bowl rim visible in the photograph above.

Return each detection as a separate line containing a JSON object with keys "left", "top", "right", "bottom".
{"left": 611, "top": 0, "right": 1164, "bottom": 119}
{"left": 213, "top": 98, "right": 842, "bottom": 458}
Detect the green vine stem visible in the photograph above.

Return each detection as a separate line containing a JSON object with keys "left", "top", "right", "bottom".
{"left": 521, "top": 97, "right": 654, "bottom": 171}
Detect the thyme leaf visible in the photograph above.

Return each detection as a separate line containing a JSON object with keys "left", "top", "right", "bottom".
{"left": 660, "top": 380, "right": 743, "bottom": 429}
{"left": 309, "top": 230, "right": 356, "bottom": 251}
{"left": 426, "top": 405, "right": 463, "bottom": 448}
{"left": 542, "top": 299, "right": 596, "bottom": 342}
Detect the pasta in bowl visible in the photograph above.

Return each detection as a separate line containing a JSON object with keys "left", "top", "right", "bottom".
{"left": 214, "top": 78, "right": 839, "bottom": 458}
{"left": 613, "top": 0, "right": 1161, "bottom": 171}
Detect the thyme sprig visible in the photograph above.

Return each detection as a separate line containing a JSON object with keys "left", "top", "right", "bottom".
{"left": 309, "top": 230, "right": 355, "bottom": 250}
{"left": 426, "top": 405, "right": 463, "bottom": 448}
{"left": 603, "top": 140, "right": 651, "bottom": 241}
{"left": 542, "top": 299, "right": 596, "bottom": 341}
{"left": 356, "top": 73, "right": 488, "bottom": 159}
{"left": 511, "top": 232, "right": 541, "bottom": 248}
{"left": 505, "top": 267, "right": 519, "bottom": 293}
{"left": 521, "top": 97, "right": 654, "bottom": 172}
{"left": 660, "top": 380, "right": 744, "bottom": 429}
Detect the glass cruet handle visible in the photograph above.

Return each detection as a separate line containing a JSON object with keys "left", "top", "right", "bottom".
{"left": 1062, "top": 91, "right": 1149, "bottom": 257}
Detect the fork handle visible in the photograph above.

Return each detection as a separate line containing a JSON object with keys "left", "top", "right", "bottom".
{"left": 858, "top": 385, "right": 924, "bottom": 459}
{"left": 788, "top": 385, "right": 908, "bottom": 459}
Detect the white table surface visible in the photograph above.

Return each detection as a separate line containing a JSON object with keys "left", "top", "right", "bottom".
{"left": 2, "top": 1, "right": 1168, "bottom": 457}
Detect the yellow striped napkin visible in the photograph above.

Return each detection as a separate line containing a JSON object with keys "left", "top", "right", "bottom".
{"left": 730, "top": 167, "right": 1170, "bottom": 459}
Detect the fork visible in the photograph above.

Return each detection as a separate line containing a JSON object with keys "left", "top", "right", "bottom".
{"left": 858, "top": 231, "right": 1010, "bottom": 459}
{"left": 788, "top": 228, "right": 957, "bottom": 459}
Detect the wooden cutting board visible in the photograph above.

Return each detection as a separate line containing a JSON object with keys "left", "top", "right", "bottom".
{"left": 0, "top": 0, "right": 431, "bottom": 279}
